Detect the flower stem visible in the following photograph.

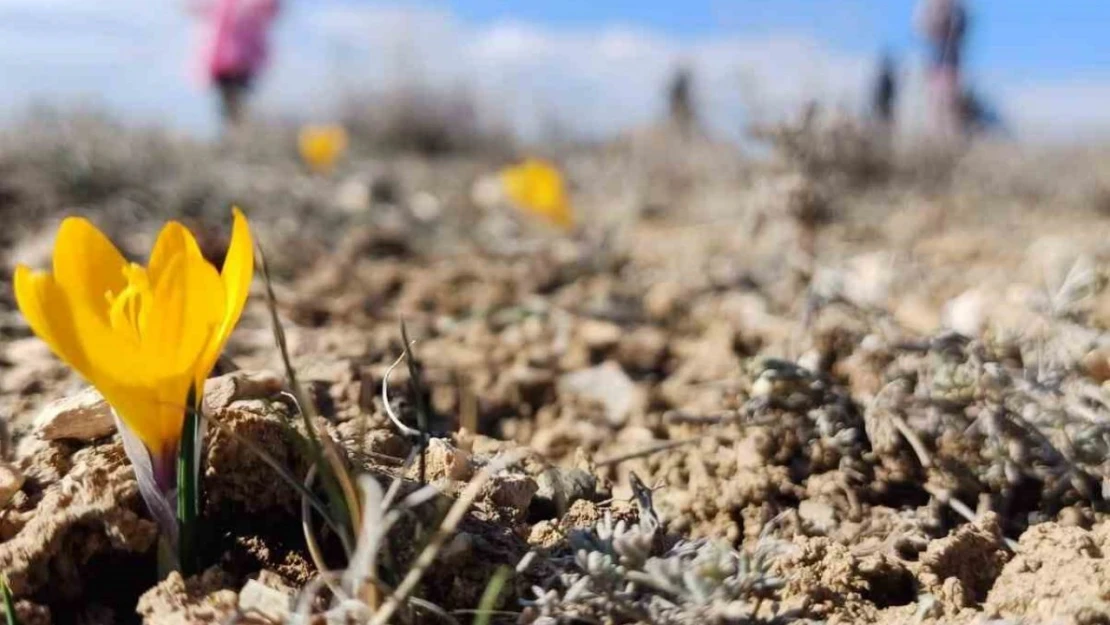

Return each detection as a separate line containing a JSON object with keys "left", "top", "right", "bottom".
{"left": 177, "top": 388, "right": 201, "bottom": 576}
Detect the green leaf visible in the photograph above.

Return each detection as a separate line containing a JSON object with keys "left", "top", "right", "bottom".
{"left": 257, "top": 245, "right": 356, "bottom": 556}
{"left": 2, "top": 575, "right": 20, "bottom": 625}
{"left": 176, "top": 389, "right": 201, "bottom": 576}
{"left": 471, "top": 566, "right": 512, "bottom": 625}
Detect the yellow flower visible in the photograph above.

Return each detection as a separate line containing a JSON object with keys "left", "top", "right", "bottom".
{"left": 500, "top": 158, "right": 575, "bottom": 230}
{"left": 13, "top": 208, "right": 254, "bottom": 461}
{"left": 298, "top": 124, "right": 349, "bottom": 174}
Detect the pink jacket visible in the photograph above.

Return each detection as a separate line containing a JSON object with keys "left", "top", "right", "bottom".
{"left": 192, "top": 0, "right": 280, "bottom": 84}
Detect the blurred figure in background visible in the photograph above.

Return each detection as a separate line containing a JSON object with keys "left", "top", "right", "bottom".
{"left": 915, "top": 0, "right": 968, "bottom": 138}
{"left": 190, "top": 0, "right": 281, "bottom": 134}
{"left": 667, "top": 66, "right": 696, "bottom": 137}
{"left": 871, "top": 52, "right": 898, "bottom": 128}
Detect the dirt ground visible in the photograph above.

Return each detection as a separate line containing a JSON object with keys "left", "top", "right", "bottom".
{"left": 2, "top": 111, "right": 1110, "bottom": 624}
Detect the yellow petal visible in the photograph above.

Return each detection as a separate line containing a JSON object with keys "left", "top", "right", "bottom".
{"left": 13, "top": 266, "right": 88, "bottom": 373}
{"left": 51, "top": 217, "right": 127, "bottom": 317}
{"left": 148, "top": 220, "right": 204, "bottom": 287}
{"left": 196, "top": 207, "right": 254, "bottom": 389}
{"left": 15, "top": 268, "right": 160, "bottom": 450}
{"left": 119, "top": 251, "right": 222, "bottom": 453}
{"left": 144, "top": 252, "right": 222, "bottom": 377}
{"left": 18, "top": 266, "right": 148, "bottom": 418}
{"left": 502, "top": 159, "right": 575, "bottom": 229}
{"left": 99, "top": 380, "right": 176, "bottom": 459}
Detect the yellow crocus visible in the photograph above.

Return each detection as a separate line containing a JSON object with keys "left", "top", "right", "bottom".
{"left": 298, "top": 124, "right": 348, "bottom": 174}
{"left": 13, "top": 209, "right": 254, "bottom": 470}
{"left": 500, "top": 158, "right": 575, "bottom": 230}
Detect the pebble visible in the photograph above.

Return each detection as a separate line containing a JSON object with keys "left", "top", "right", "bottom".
{"left": 0, "top": 461, "right": 24, "bottom": 507}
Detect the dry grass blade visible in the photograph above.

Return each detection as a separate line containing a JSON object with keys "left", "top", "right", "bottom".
{"left": 401, "top": 321, "right": 430, "bottom": 484}
{"left": 206, "top": 413, "right": 349, "bottom": 548}
{"left": 301, "top": 465, "right": 344, "bottom": 599}
{"left": 257, "top": 244, "right": 361, "bottom": 554}
{"left": 369, "top": 451, "right": 523, "bottom": 625}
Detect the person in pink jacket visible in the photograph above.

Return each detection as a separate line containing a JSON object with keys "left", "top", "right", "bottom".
{"left": 190, "top": 0, "right": 281, "bottom": 132}
{"left": 915, "top": 0, "right": 969, "bottom": 138}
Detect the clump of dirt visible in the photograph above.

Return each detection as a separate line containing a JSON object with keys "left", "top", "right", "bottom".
{"left": 0, "top": 441, "right": 158, "bottom": 611}
{"left": 984, "top": 521, "right": 1110, "bottom": 623}
{"left": 136, "top": 568, "right": 238, "bottom": 625}
{"left": 917, "top": 512, "right": 1009, "bottom": 610}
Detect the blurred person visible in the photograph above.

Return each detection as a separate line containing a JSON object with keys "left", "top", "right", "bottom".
{"left": 190, "top": 0, "right": 281, "bottom": 133}
{"left": 959, "top": 88, "right": 1006, "bottom": 137}
{"left": 915, "top": 0, "right": 968, "bottom": 138}
{"left": 871, "top": 52, "right": 898, "bottom": 127}
{"left": 667, "top": 65, "right": 696, "bottom": 136}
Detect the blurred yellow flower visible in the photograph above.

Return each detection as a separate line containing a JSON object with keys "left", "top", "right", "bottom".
{"left": 13, "top": 209, "right": 254, "bottom": 472}
{"left": 298, "top": 124, "right": 349, "bottom": 174}
{"left": 500, "top": 158, "right": 575, "bottom": 230}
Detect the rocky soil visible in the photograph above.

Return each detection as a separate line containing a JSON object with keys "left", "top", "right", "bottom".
{"left": 2, "top": 111, "right": 1110, "bottom": 623}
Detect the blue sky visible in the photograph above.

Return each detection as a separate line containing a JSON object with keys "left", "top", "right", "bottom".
{"left": 446, "top": 0, "right": 1110, "bottom": 80}
{"left": 0, "top": 0, "right": 1107, "bottom": 141}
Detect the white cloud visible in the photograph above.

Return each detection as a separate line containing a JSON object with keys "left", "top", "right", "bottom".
{"left": 0, "top": 1, "right": 1106, "bottom": 143}
{"left": 998, "top": 78, "right": 1110, "bottom": 142}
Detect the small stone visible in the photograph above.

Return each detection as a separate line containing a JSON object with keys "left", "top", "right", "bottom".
{"left": 798, "top": 499, "right": 836, "bottom": 535}
{"left": 34, "top": 387, "right": 114, "bottom": 442}
{"left": 484, "top": 472, "right": 538, "bottom": 513}
{"left": 1081, "top": 348, "right": 1110, "bottom": 383}
{"left": 559, "top": 361, "right": 643, "bottom": 427}
{"left": 943, "top": 288, "right": 987, "bottom": 337}
{"left": 0, "top": 461, "right": 25, "bottom": 507}
{"left": 201, "top": 370, "right": 285, "bottom": 416}
{"left": 137, "top": 568, "right": 237, "bottom": 625}
{"left": 617, "top": 327, "right": 668, "bottom": 373}
{"left": 410, "top": 191, "right": 442, "bottom": 222}
{"left": 335, "top": 178, "right": 371, "bottom": 214}
{"left": 238, "top": 579, "right": 291, "bottom": 623}
{"left": 408, "top": 438, "right": 473, "bottom": 482}
{"left": 530, "top": 467, "right": 599, "bottom": 520}
{"left": 644, "top": 281, "right": 684, "bottom": 321}
{"left": 579, "top": 319, "right": 621, "bottom": 352}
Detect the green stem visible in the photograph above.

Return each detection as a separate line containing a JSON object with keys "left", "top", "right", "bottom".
{"left": 1, "top": 575, "right": 19, "bottom": 625}
{"left": 177, "top": 388, "right": 201, "bottom": 576}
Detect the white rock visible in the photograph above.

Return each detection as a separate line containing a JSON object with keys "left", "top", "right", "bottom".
{"left": 559, "top": 361, "right": 643, "bottom": 427}
{"left": 238, "top": 579, "right": 291, "bottom": 622}
{"left": 410, "top": 191, "right": 442, "bottom": 222}
{"left": 34, "top": 386, "right": 115, "bottom": 441}
{"left": 334, "top": 178, "right": 371, "bottom": 215}
{"left": 942, "top": 288, "right": 987, "bottom": 337}
{"left": 470, "top": 174, "right": 505, "bottom": 209}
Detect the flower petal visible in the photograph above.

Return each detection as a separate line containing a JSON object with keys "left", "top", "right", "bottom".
{"left": 148, "top": 220, "right": 205, "bottom": 287}
{"left": 18, "top": 267, "right": 157, "bottom": 449}
{"left": 13, "top": 266, "right": 88, "bottom": 373}
{"left": 52, "top": 217, "right": 127, "bottom": 317}
{"left": 196, "top": 207, "right": 254, "bottom": 387}
{"left": 131, "top": 251, "right": 223, "bottom": 450}
{"left": 13, "top": 265, "right": 136, "bottom": 386}
{"left": 114, "top": 409, "right": 179, "bottom": 551}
